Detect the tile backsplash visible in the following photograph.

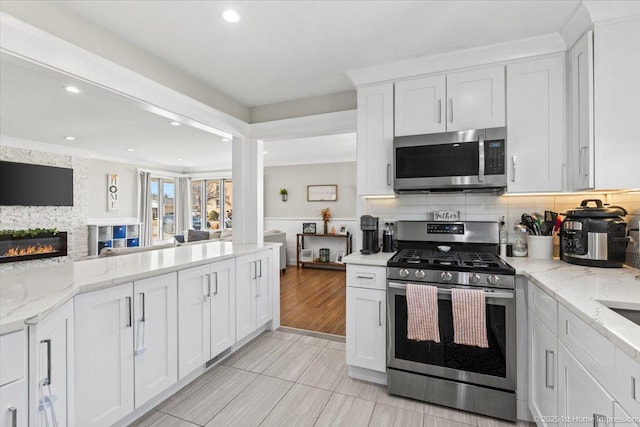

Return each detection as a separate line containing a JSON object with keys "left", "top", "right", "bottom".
{"left": 365, "top": 191, "right": 640, "bottom": 267}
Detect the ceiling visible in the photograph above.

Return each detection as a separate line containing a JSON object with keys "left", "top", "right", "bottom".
{"left": 56, "top": 0, "right": 581, "bottom": 107}
{"left": 1, "top": 0, "right": 582, "bottom": 171}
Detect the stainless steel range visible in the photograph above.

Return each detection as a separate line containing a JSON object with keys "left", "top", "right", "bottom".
{"left": 387, "top": 221, "right": 517, "bottom": 421}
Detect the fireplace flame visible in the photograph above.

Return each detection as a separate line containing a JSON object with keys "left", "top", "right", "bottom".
{"left": 3, "top": 244, "right": 56, "bottom": 257}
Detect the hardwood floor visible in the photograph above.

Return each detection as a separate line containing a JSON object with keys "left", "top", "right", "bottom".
{"left": 280, "top": 267, "right": 346, "bottom": 336}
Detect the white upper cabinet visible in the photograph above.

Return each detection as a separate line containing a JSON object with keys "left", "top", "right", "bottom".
{"left": 446, "top": 66, "right": 506, "bottom": 132}
{"left": 507, "top": 55, "right": 565, "bottom": 193}
{"left": 357, "top": 83, "right": 395, "bottom": 196}
{"left": 395, "top": 75, "right": 446, "bottom": 136}
{"left": 569, "top": 31, "right": 595, "bottom": 191}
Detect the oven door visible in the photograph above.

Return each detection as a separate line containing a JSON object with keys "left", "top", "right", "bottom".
{"left": 387, "top": 281, "right": 516, "bottom": 392}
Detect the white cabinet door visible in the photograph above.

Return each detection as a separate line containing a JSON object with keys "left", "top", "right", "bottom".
{"left": 30, "top": 300, "right": 74, "bottom": 427}
{"left": 357, "top": 83, "right": 395, "bottom": 196}
{"left": 507, "top": 55, "right": 565, "bottom": 193}
{"left": 395, "top": 76, "right": 446, "bottom": 136}
{"left": 613, "top": 402, "right": 638, "bottom": 427}
{"left": 569, "top": 31, "right": 594, "bottom": 191}
{"left": 236, "top": 253, "right": 257, "bottom": 341}
{"left": 75, "top": 283, "right": 134, "bottom": 427}
{"left": 346, "top": 287, "right": 386, "bottom": 372}
{"left": 255, "top": 251, "right": 272, "bottom": 328}
{"left": 446, "top": 66, "right": 505, "bottom": 132}
{"left": 558, "top": 344, "right": 614, "bottom": 426}
{"left": 0, "top": 379, "right": 27, "bottom": 427}
{"left": 529, "top": 311, "right": 558, "bottom": 426}
{"left": 177, "top": 265, "right": 211, "bottom": 379}
{"left": 210, "top": 259, "right": 236, "bottom": 357}
{"left": 133, "top": 273, "right": 178, "bottom": 408}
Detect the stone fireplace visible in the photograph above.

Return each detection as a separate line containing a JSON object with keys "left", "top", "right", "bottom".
{"left": 0, "top": 231, "right": 68, "bottom": 263}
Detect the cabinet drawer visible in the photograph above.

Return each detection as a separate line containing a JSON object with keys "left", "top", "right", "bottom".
{"left": 528, "top": 283, "right": 557, "bottom": 334}
{"left": 347, "top": 265, "right": 386, "bottom": 290}
{"left": 615, "top": 347, "right": 640, "bottom": 418}
{"left": 0, "top": 330, "right": 26, "bottom": 386}
{"left": 558, "top": 304, "right": 615, "bottom": 391}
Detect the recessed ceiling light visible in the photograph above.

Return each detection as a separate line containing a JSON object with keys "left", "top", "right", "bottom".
{"left": 263, "top": 151, "right": 268, "bottom": 154}
{"left": 64, "top": 136, "right": 75, "bottom": 141}
{"left": 221, "top": 9, "right": 240, "bottom": 23}
{"left": 177, "top": 158, "right": 183, "bottom": 161}
{"left": 64, "top": 86, "right": 80, "bottom": 94}
{"left": 222, "top": 138, "right": 230, "bottom": 142}
{"left": 170, "top": 121, "right": 181, "bottom": 126}
{"left": 127, "top": 148, "right": 135, "bottom": 152}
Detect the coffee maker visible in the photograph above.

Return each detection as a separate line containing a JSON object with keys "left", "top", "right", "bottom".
{"left": 360, "top": 215, "right": 380, "bottom": 254}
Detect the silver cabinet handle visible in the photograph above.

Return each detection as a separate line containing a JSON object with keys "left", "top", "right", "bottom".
{"left": 258, "top": 259, "right": 262, "bottom": 278}
{"left": 40, "top": 339, "right": 51, "bottom": 386}
{"left": 9, "top": 406, "right": 17, "bottom": 427}
{"left": 251, "top": 261, "right": 257, "bottom": 280}
{"left": 511, "top": 156, "right": 517, "bottom": 183}
{"left": 449, "top": 98, "right": 454, "bottom": 123}
{"left": 593, "top": 413, "right": 605, "bottom": 427}
{"left": 213, "top": 272, "right": 219, "bottom": 296}
{"left": 356, "top": 274, "right": 374, "bottom": 280}
{"left": 206, "top": 273, "right": 212, "bottom": 298}
{"left": 478, "top": 135, "right": 485, "bottom": 183}
{"left": 386, "top": 163, "right": 391, "bottom": 186}
{"left": 437, "top": 99, "right": 442, "bottom": 123}
{"left": 126, "top": 296, "right": 132, "bottom": 328}
{"left": 545, "top": 349, "right": 555, "bottom": 389}
{"left": 140, "top": 292, "right": 146, "bottom": 322}
{"left": 378, "top": 301, "right": 382, "bottom": 326}
{"left": 632, "top": 376, "right": 638, "bottom": 401}
{"left": 579, "top": 146, "right": 588, "bottom": 177}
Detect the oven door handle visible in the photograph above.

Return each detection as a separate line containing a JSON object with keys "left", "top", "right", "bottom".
{"left": 387, "top": 282, "right": 514, "bottom": 299}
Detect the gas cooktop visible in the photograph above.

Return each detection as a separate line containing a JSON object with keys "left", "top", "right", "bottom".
{"left": 388, "top": 248, "right": 515, "bottom": 275}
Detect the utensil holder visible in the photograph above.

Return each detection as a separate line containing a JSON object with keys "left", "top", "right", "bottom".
{"left": 528, "top": 235, "right": 553, "bottom": 260}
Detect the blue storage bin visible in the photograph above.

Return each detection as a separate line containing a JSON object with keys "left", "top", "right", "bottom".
{"left": 113, "top": 226, "right": 126, "bottom": 239}
{"left": 127, "top": 238, "right": 139, "bottom": 247}
{"left": 98, "top": 240, "right": 112, "bottom": 253}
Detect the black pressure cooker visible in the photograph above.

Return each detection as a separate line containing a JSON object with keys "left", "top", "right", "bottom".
{"left": 560, "top": 199, "right": 629, "bottom": 267}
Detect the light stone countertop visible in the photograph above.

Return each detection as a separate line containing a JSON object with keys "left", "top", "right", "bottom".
{"left": 0, "top": 241, "right": 280, "bottom": 335}
{"left": 343, "top": 251, "right": 640, "bottom": 363}
{"left": 342, "top": 251, "right": 395, "bottom": 267}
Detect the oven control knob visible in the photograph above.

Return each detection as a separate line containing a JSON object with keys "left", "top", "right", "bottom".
{"left": 469, "top": 273, "right": 481, "bottom": 284}
{"left": 399, "top": 269, "right": 410, "bottom": 278}
{"left": 487, "top": 275, "right": 500, "bottom": 286}
{"left": 440, "top": 271, "right": 452, "bottom": 282}
{"left": 415, "top": 270, "right": 425, "bottom": 279}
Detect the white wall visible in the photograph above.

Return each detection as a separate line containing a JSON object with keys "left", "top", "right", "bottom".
{"left": 264, "top": 161, "right": 357, "bottom": 264}
{"left": 0, "top": 145, "right": 89, "bottom": 271}
{"left": 87, "top": 158, "right": 138, "bottom": 220}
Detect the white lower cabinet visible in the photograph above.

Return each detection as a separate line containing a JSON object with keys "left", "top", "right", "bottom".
{"left": 529, "top": 311, "right": 558, "bottom": 426}
{"left": 0, "top": 379, "right": 27, "bottom": 427}
{"left": 236, "top": 250, "right": 273, "bottom": 342}
{"left": 75, "top": 273, "right": 178, "bottom": 426}
{"left": 346, "top": 286, "right": 386, "bottom": 372}
{"left": 557, "top": 344, "right": 614, "bottom": 427}
{"left": 29, "top": 300, "right": 74, "bottom": 427}
{"left": 75, "top": 283, "right": 134, "bottom": 427}
{"left": 133, "top": 274, "right": 178, "bottom": 407}
{"left": 178, "top": 259, "right": 236, "bottom": 379}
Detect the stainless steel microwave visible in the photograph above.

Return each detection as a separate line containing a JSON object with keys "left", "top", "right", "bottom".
{"left": 393, "top": 127, "right": 507, "bottom": 193}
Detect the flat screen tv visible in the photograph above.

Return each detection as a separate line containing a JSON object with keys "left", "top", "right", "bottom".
{"left": 0, "top": 161, "right": 74, "bottom": 206}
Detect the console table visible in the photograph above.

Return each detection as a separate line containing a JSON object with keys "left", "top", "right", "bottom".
{"left": 296, "top": 233, "right": 351, "bottom": 270}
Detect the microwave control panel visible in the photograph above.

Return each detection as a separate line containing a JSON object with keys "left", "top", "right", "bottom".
{"left": 485, "top": 140, "right": 505, "bottom": 175}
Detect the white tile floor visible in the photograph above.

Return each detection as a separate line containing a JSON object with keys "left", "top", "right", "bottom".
{"left": 132, "top": 329, "right": 534, "bottom": 427}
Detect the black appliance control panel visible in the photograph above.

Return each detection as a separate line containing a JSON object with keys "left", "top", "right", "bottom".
{"left": 485, "top": 140, "right": 505, "bottom": 175}
{"left": 426, "top": 223, "right": 465, "bottom": 234}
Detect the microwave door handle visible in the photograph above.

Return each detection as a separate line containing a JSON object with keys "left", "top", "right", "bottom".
{"left": 478, "top": 135, "right": 485, "bottom": 183}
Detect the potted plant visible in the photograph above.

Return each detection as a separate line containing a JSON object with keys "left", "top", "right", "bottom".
{"left": 320, "top": 207, "right": 331, "bottom": 234}
{"left": 279, "top": 188, "right": 288, "bottom": 201}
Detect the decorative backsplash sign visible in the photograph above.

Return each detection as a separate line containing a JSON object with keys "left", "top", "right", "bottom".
{"left": 433, "top": 210, "right": 459, "bottom": 221}
{"left": 108, "top": 174, "right": 118, "bottom": 211}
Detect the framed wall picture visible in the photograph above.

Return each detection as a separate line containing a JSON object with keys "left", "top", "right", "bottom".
{"left": 300, "top": 249, "right": 314, "bottom": 262}
{"left": 307, "top": 185, "right": 338, "bottom": 202}
{"left": 336, "top": 225, "right": 349, "bottom": 235}
{"left": 335, "top": 250, "right": 346, "bottom": 263}
{"left": 302, "top": 222, "right": 317, "bottom": 234}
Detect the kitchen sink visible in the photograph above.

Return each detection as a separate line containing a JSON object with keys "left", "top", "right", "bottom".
{"left": 598, "top": 300, "right": 640, "bottom": 327}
